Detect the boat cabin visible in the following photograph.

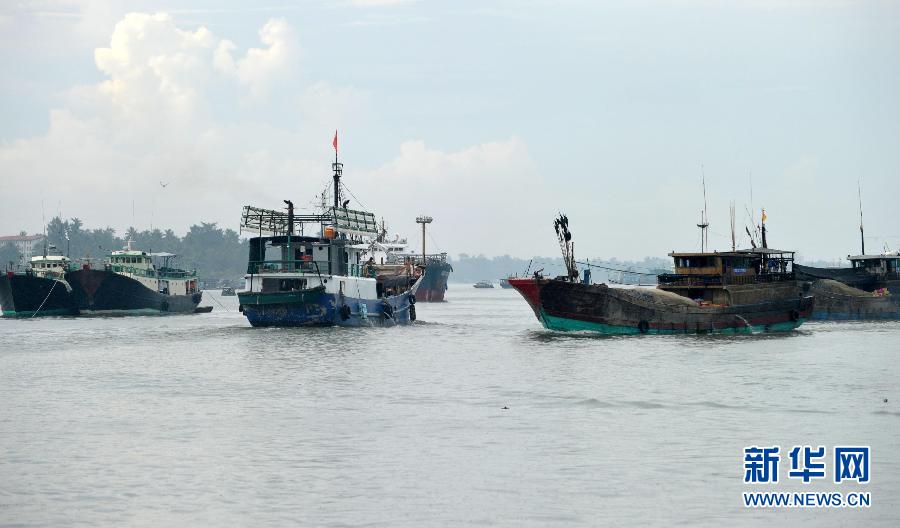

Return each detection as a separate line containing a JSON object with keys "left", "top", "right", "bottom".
{"left": 848, "top": 252, "right": 900, "bottom": 281}
{"left": 30, "top": 254, "right": 71, "bottom": 278}
{"left": 658, "top": 248, "right": 795, "bottom": 303}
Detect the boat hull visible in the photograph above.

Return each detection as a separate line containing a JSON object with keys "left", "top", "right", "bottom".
{"left": 0, "top": 272, "right": 77, "bottom": 317}
{"left": 416, "top": 261, "right": 452, "bottom": 302}
{"left": 66, "top": 269, "right": 201, "bottom": 315}
{"left": 807, "top": 279, "right": 900, "bottom": 320}
{"left": 238, "top": 286, "right": 415, "bottom": 327}
{"left": 508, "top": 277, "right": 814, "bottom": 335}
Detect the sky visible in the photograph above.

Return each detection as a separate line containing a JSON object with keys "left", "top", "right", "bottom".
{"left": 1, "top": 0, "right": 898, "bottom": 262}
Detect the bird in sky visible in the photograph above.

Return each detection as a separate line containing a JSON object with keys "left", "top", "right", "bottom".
{"left": 159, "top": 181, "right": 169, "bottom": 188}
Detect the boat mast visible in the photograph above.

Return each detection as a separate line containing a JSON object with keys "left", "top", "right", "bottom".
{"left": 697, "top": 166, "right": 709, "bottom": 252}
{"left": 332, "top": 134, "right": 342, "bottom": 210}
{"left": 858, "top": 178, "right": 865, "bottom": 255}
{"left": 416, "top": 216, "right": 433, "bottom": 266}
{"left": 730, "top": 201, "right": 736, "bottom": 251}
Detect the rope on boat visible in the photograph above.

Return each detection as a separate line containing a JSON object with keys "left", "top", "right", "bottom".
{"left": 574, "top": 260, "right": 660, "bottom": 277}
{"left": 30, "top": 278, "right": 60, "bottom": 318}
{"left": 207, "top": 291, "right": 230, "bottom": 312}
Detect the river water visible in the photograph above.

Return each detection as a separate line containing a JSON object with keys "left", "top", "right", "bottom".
{"left": 1, "top": 285, "right": 898, "bottom": 526}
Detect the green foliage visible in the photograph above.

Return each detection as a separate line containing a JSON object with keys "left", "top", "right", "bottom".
{"left": 45, "top": 217, "right": 248, "bottom": 280}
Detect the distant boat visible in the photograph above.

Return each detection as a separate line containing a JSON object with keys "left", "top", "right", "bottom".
{"left": 499, "top": 278, "right": 513, "bottom": 289}
{"left": 360, "top": 221, "right": 453, "bottom": 302}
{"left": 221, "top": 287, "right": 236, "bottom": 296}
{"left": 473, "top": 280, "right": 494, "bottom": 289}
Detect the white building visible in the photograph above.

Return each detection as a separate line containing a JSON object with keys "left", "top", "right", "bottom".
{"left": 0, "top": 234, "right": 46, "bottom": 262}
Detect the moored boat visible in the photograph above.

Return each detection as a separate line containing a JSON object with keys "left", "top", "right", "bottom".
{"left": 474, "top": 280, "right": 494, "bottom": 289}
{"left": 66, "top": 242, "right": 202, "bottom": 315}
{"left": 0, "top": 247, "right": 77, "bottom": 317}
{"left": 508, "top": 214, "right": 813, "bottom": 335}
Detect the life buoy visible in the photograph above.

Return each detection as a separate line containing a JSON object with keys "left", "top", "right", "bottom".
{"left": 339, "top": 304, "right": 351, "bottom": 321}
{"left": 637, "top": 320, "right": 650, "bottom": 334}
{"left": 408, "top": 294, "right": 416, "bottom": 305}
{"left": 789, "top": 309, "right": 800, "bottom": 322}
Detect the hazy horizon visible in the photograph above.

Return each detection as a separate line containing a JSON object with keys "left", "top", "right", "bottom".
{"left": 2, "top": 1, "right": 898, "bottom": 262}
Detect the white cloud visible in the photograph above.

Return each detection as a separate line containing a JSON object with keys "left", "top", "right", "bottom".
{"left": 0, "top": 10, "right": 538, "bottom": 258}
{"left": 349, "top": 138, "right": 559, "bottom": 257}
{"left": 214, "top": 18, "right": 299, "bottom": 100}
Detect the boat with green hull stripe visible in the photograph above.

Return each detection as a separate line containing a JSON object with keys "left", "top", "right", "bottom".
{"left": 540, "top": 311, "right": 804, "bottom": 335}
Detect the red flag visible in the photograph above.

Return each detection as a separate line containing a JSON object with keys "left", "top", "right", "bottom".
{"left": 332, "top": 130, "right": 338, "bottom": 153}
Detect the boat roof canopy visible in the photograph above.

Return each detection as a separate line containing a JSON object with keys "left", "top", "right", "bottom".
{"left": 848, "top": 252, "right": 900, "bottom": 261}
{"left": 669, "top": 248, "right": 795, "bottom": 258}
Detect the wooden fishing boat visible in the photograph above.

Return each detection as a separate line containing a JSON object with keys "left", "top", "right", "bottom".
{"left": 508, "top": 214, "right": 813, "bottom": 335}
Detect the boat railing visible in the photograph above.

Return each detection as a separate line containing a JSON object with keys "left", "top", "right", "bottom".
{"left": 247, "top": 260, "right": 375, "bottom": 278}
{"left": 248, "top": 260, "right": 324, "bottom": 275}
{"left": 657, "top": 272, "right": 795, "bottom": 287}
{"left": 108, "top": 264, "right": 196, "bottom": 280}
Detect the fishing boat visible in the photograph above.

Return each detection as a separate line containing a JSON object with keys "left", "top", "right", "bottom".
{"left": 508, "top": 214, "right": 813, "bottom": 335}
{"left": 0, "top": 246, "right": 77, "bottom": 317}
{"left": 237, "top": 150, "right": 419, "bottom": 327}
{"left": 66, "top": 241, "right": 202, "bottom": 315}
{"left": 474, "top": 280, "right": 494, "bottom": 289}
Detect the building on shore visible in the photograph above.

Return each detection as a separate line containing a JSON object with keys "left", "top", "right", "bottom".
{"left": 0, "top": 234, "right": 46, "bottom": 263}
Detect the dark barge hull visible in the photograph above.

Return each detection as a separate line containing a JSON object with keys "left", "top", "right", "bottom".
{"left": 808, "top": 280, "right": 900, "bottom": 320}
{"left": 793, "top": 264, "right": 876, "bottom": 291}
{"left": 416, "top": 261, "right": 452, "bottom": 302}
{"left": 66, "top": 269, "right": 201, "bottom": 315}
{"left": 0, "top": 272, "right": 77, "bottom": 317}
{"left": 509, "top": 278, "right": 813, "bottom": 334}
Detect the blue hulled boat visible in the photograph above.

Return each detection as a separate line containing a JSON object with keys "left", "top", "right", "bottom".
{"left": 237, "top": 157, "right": 420, "bottom": 327}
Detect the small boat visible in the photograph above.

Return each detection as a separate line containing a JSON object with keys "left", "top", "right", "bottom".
{"left": 221, "top": 287, "right": 236, "bottom": 296}
{"left": 0, "top": 246, "right": 77, "bottom": 317}
{"left": 499, "top": 278, "right": 513, "bottom": 289}
{"left": 474, "top": 280, "right": 494, "bottom": 288}
{"left": 508, "top": 214, "right": 813, "bottom": 335}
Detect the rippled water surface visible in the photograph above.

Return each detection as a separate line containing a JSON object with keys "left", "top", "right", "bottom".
{"left": 2, "top": 286, "right": 899, "bottom": 526}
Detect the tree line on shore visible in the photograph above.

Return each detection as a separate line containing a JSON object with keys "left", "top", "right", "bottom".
{"left": 0, "top": 217, "right": 250, "bottom": 282}
{"left": 2, "top": 218, "right": 848, "bottom": 283}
